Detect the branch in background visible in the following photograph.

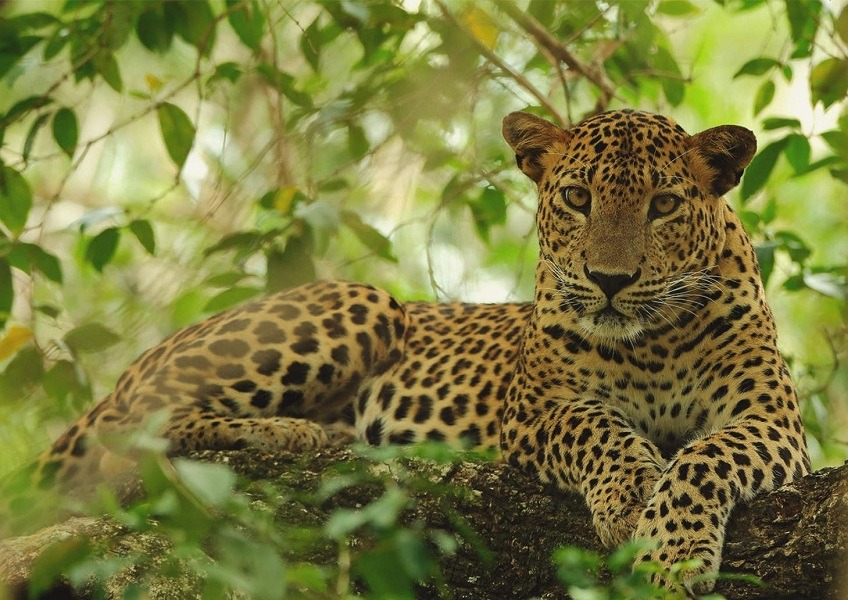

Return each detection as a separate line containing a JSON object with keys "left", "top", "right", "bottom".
{"left": 498, "top": 2, "right": 618, "bottom": 113}
{"left": 435, "top": 1, "right": 567, "bottom": 127}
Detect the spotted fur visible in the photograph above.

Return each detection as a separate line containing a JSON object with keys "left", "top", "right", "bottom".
{"left": 31, "top": 110, "right": 809, "bottom": 593}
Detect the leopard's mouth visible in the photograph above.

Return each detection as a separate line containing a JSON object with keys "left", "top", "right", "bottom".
{"left": 577, "top": 303, "right": 645, "bottom": 341}
{"left": 597, "top": 305, "right": 628, "bottom": 321}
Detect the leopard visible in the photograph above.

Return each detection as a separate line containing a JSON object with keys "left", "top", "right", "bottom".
{"left": 18, "top": 109, "right": 810, "bottom": 594}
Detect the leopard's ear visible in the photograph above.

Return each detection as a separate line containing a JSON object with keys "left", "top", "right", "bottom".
{"left": 689, "top": 125, "right": 757, "bottom": 197}
{"left": 502, "top": 112, "right": 570, "bottom": 184}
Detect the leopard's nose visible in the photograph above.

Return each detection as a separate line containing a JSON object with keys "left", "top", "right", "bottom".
{"left": 584, "top": 265, "right": 641, "bottom": 299}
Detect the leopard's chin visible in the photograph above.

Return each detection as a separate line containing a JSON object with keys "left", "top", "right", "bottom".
{"left": 578, "top": 308, "right": 645, "bottom": 342}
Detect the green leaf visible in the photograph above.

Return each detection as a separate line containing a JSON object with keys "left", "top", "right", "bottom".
{"left": 100, "top": 2, "right": 135, "bottom": 51}
{"left": 774, "top": 230, "right": 811, "bottom": 264}
{"left": 257, "top": 64, "right": 313, "bottom": 107}
{"left": 209, "top": 61, "right": 242, "bottom": 84}
{"left": 173, "top": 459, "right": 237, "bottom": 508}
{"left": 782, "top": 274, "right": 804, "bottom": 291}
{"left": 809, "top": 57, "right": 848, "bottom": 109}
{"left": 36, "top": 304, "right": 61, "bottom": 319}
{"left": 168, "top": 0, "right": 216, "bottom": 56}
{"left": 785, "top": 0, "right": 820, "bottom": 59}
{"left": 3, "top": 95, "right": 52, "bottom": 125}
{"left": 317, "top": 178, "right": 348, "bottom": 192}
{"left": 325, "top": 486, "right": 407, "bottom": 539}
{"left": 226, "top": 0, "right": 265, "bottom": 51}
{"left": 93, "top": 53, "right": 123, "bottom": 92}
{"left": 754, "top": 241, "right": 776, "bottom": 286}
{"left": 258, "top": 187, "right": 307, "bottom": 213}
{"left": 527, "top": 0, "right": 555, "bottom": 22}
{"left": 204, "top": 271, "right": 251, "bottom": 286}
{"left": 837, "top": 5, "right": 848, "bottom": 47}
{"left": 266, "top": 234, "right": 316, "bottom": 293}
{"left": 394, "top": 529, "right": 432, "bottom": 579}
{"left": 85, "top": 227, "right": 120, "bottom": 272}
{"left": 828, "top": 167, "right": 848, "bottom": 183}
{"left": 10, "top": 12, "right": 59, "bottom": 30}
{"left": 22, "top": 112, "right": 50, "bottom": 163}
{"left": 761, "top": 117, "right": 801, "bottom": 131}
{"left": 821, "top": 130, "right": 848, "bottom": 158}
{"left": 761, "top": 197, "right": 777, "bottom": 225}
{"left": 0, "top": 346, "right": 43, "bottom": 400}
{"left": 468, "top": 187, "right": 507, "bottom": 242}
{"left": 341, "top": 211, "right": 396, "bottom": 262}
{"left": 654, "top": 45, "right": 684, "bottom": 106}
{"left": 348, "top": 123, "right": 369, "bottom": 160}
{"left": 656, "top": 0, "right": 699, "bottom": 15}
{"left": 8, "top": 242, "right": 62, "bottom": 283}
{"left": 204, "top": 230, "right": 264, "bottom": 257}
{"left": 42, "top": 30, "right": 69, "bottom": 61}
{"left": 0, "top": 166, "right": 33, "bottom": 236}
{"left": 300, "top": 17, "right": 322, "bottom": 71}
{"left": 203, "top": 286, "right": 262, "bottom": 312}
{"left": 136, "top": 8, "right": 174, "bottom": 53}
{"left": 753, "top": 80, "right": 775, "bottom": 116}
{"left": 43, "top": 359, "right": 91, "bottom": 405}
{"left": 440, "top": 173, "right": 467, "bottom": 204}
{"left": 740, "top": 138, "right": 788, "bottom": 201}
{"left": 64, "top": 323, "right": 121, "bottom": 354}
{"left": 0, "top": 259, "right": 11, "bottom": 327}
{"left": 553, "top": 546, "right": 602, "bottom": 587}
{"left": 157, "top": 102, "right": 196, "bottom": 170}
{"left": 733, "top": 57, "right": 781, "bottom": 78}
{"left": 738, "top": 210, "right": 760, "bottom": 232}
{"left": 780, "top": 65, "right": 793, "bottom": 81}
{"left": 52, "top": 108, "right": 79, "bottom": 160}
{"left": 0, "top": 34, "right": 40, "bottom": 80}
{"left": 792, "top": 156, "right": 844, "bottom": 178}
{"left": 783, "top": 134, "right": 810, "bottom": 173}
{"left": 129, "top": 219, "right": 156, "bottom": 255}
{"left": 71, "top": 41, "right": 96, "bottom": 84}
{"left": 354, "top": 547, "right": 416, "bottom": 597}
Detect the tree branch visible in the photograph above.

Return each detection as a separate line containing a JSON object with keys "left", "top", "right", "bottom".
{"left": 1, "top": 449, "right": 846, "bottom": 599}
{"left": 435, "top": 1, "right": 566, "bottom": 126}
{"left": 497, "top": 2, "right": 618, "bottom": 113}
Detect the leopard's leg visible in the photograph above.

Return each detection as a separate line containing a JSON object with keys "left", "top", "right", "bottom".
{"left": 500, "top": 377, "right": 667, "bottom": 547}
{"left": 28, "top": 402, "right": 329, "bottom": 493}
{"left": 634, "top": 405, "right": 809, "bottom": 594}
{"left": 163, "top": 408, "right": 330, "bottom": 453}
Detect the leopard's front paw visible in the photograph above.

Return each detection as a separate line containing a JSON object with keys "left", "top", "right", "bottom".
{"left": 587, "top": 461, "right": 662, "bottom": 548}
{"left": 633, "top": 522, "right": 722, "bottom": 595}
{"left": 592, "top": 499, "right": 644, "bottom": 547}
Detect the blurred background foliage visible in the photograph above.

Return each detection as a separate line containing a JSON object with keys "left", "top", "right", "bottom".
{"left": 0, "top": 0, "right": 845, "bottom": 482}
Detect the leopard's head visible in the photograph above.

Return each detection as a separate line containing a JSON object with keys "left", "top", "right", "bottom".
{"left": 503, "top": 109, "right": 756, "bottom": 341}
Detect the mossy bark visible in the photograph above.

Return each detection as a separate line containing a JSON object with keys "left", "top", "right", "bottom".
{"left": 1, "top": 449, "right": 846, "bottom": 599}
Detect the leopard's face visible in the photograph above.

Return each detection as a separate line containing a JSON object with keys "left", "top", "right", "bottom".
{"left": 504, "top": 110, "right": 756, "bottom": 342}
{"left": 537, "top": 111, "right": 724, "bottom": 340}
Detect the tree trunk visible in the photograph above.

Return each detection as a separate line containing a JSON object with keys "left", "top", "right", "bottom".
{"left": 1, "top": 449, "right": 846, "bottom": 599}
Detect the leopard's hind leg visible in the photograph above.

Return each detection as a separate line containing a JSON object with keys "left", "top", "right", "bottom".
{"left": 30, "top": 282, "right": 409, "bottom": 496}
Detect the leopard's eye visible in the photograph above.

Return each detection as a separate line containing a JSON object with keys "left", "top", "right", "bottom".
{"left": 561, "top": 186, "right": 591, "bottom": 215}
{"left": 649, "top": 194, "right": 682, "bottom": 220}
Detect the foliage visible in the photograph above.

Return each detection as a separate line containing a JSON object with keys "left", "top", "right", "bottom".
{"left": 21, "top": 442, "right": 489, "bottom": 599}
{"left": 0, "top": 0, "right": 846, "bottom": 596}
{"left": 551, "top": 542, "right": 764, "bottom": 600}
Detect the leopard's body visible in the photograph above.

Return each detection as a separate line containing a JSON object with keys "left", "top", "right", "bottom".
{"left": 32, "top": 109, "right": 810, "bottom": 592}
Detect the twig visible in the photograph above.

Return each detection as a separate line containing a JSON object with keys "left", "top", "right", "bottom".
{"left": 434, "top": 1, "right": 566, "bottom": 127}
{"left": 497, "top": 2, "right": 618, "bottom": 113}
